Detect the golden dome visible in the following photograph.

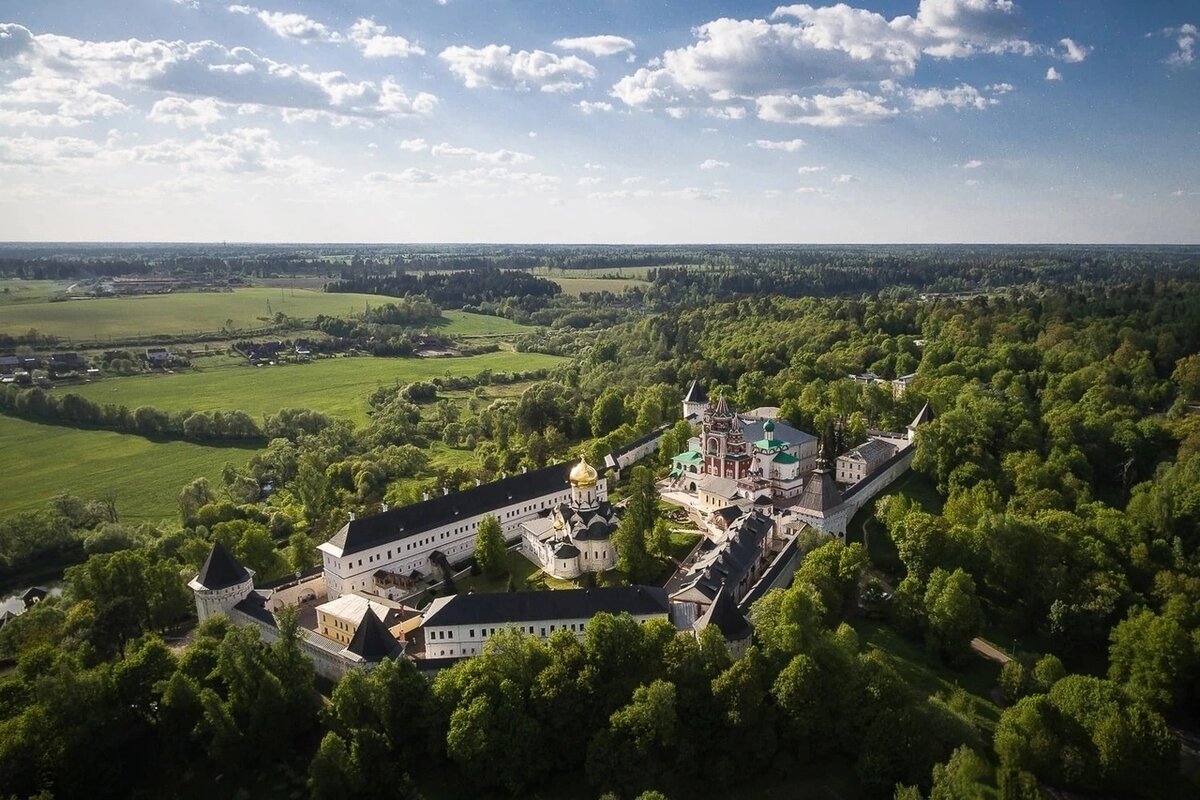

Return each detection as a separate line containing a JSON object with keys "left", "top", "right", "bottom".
{"left": 569, "top": 456, "right": 599, "bottom": 487}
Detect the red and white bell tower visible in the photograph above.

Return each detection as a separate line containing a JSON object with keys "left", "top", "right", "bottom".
{"left": 702, "top": 396, "right": 752, "bottom": 479}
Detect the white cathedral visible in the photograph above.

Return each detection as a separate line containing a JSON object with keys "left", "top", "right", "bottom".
{"left": 521, "top": 456, "right": 620, "bottom": 579}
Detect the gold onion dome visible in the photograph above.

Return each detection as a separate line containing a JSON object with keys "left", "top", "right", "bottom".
{"left": 569, "top": 456, "right": 599, "bottom": 487}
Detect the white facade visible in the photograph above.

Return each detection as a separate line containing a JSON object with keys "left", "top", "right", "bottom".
{"left": 320, "top": 479, "right": 606, "bottom": 600}
{"left": 421, "top": 605, "right": 665, "bottom": 659}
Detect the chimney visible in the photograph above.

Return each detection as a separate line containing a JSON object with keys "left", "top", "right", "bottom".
{"left": 349, "top": 511, "right": 356, "bottom": 521}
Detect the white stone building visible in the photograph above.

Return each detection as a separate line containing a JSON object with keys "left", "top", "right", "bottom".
{"left": 522, "top": 457, "right": 619, "bottom": 579}
{"left": 836, "top": 438, "right": 899, "bottom": 486}
{"left": 318, "top": 461, "right": 605, "bottom": 600}
{"left": 419, "top": 585, "right": 670, "bottom": 659}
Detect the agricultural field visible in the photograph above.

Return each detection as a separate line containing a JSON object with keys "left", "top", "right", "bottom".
{"left": 0, "top": 278, "right": 71, "bottom": 306}
{"left": 62, "top": 350, "right": 568, "bottom": 424}
{"left": 0, "top": 415, "right": 253, "bottom": 521}
{"left": 0, "top": 287, "right": 529, "bottom": 343}
{"left": 550, "top": 277, "right": 647, "bottom": 297}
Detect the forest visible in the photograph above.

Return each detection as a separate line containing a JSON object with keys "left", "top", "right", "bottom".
{"left": 1, "top": 251, "right": 1199, "bottom": 799}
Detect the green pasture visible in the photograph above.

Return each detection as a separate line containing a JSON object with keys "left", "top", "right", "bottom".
{"left": 0, "top": 288, "right": 530, "bottom": 342}
{"left": 0, "top": 415, "right": 253, "bottom": 521}
{"left": 61, "top": 351, "right": 568, "bottom": 424}
{"left": 550, "top": 277, "right": 646, "bottom": 296}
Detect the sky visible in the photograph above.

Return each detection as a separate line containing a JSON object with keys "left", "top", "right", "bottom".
{"left": 0, "top": 0, "right": 1196, "bottom": 243}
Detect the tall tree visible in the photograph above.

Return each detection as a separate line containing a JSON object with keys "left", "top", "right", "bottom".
{"left": 474, "top": 514, "right": 507, "bottom": 578}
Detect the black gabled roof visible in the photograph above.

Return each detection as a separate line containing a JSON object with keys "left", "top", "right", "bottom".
{"left": 674, "top": 511, "right": 772, "bottom": 602}
{"left": 196, "top": 541, "right": 251, "bottom": 590}
{"left": 347, "top": 608, "right": 403, "bottom": 661}
{"left": 328, "top": 461, "right": 576, "bottom": 556}
{"left": 798, "top": 468, "right": 841, "bottom": 514}
{"left": 696, "top": 584, "right": 753, "bottom": 641}
{"left": 684, "top": 379, "right": 708, "bottom": 404}
{"left": 423, "top": 585, "right": 668, "bottom": 628}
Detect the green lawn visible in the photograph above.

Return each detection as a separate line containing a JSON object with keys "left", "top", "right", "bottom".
{"left": 455, "top": 549, "right": 542, "bottom": 594}
{"left": 0, "top": 279, "right": 71, "bottom": 306}
{"left": 0, "top": 415, "right": 254, "bottom": 521}
{"left": 547, "top": 277, "right": 647, "bottom": 297}
{"left": 0, "top": 287, "right": 533, "bottom": 342}
{"left": 59, "top": 351, "right": 567, "bottom": 424}
{"left": 434, "top": 310, "right": 531, "bottom": 336}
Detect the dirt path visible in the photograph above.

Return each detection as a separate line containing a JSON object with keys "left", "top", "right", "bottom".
{"left": 971, "top": 637, "right": 1012, "bottom": 664}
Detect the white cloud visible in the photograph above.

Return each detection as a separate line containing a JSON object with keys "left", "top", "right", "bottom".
{"left": 1164, "top": 23, "right": 1196, "bottom": 66}
{"left": 583, "top": 162, "right": 604, "bottom": 170}
{"left": 399, "top": 138, "right": 427, "bottom": 152}
{"left": 553, "top": 35, "right": 635, "bottom": 57}
{"left": 439, "top": 45, "right": 596, "bottom": 92}
{"left": 148, "top": 97, "right": 223, "bottom": 128}
{"left": 900, "top": 82, "right": 996, "bottom": 110}
{"left": 1058, "top": 37, "right": 1091, "bottom": 63}
{"left": 577, "top": 100, "right": 614, "bottom": 114}
{"left": 228, "top": 5, "right": 342, "bottom": 44}
{"left": 662, "top": 186, "right": 730, "bottom": 201}
{"left": 756, "top": 89, "right": 897, "bottom": 126}
{"left": 431, "top": 142, "right": 534, "bottom": 164}
{"left": 831, "top": 173, "right": 858, "bottom": 183}
{"left": 1109, "top": 192, "right": 1124, "bottom": 201}
{"left": 796, "top": 165, "right": 825, "bottom": 174}
{"left": 170, "top": 0, "right": 200, "bottom": 8}
{"left": 964, "top": 178, "right": 981, "bottom": 186}
{"left": 986, "top": 82, "right": 1014, "bottom": 93}
{"left": 1045, "top": 66, "right": 1063, "bottom": 81}
{"left": 699, "top": 158, "right": 729, "bottom": 169}
{"left": 588, "top": 188, "right": 652, "bottom": 200}
{"left": 960, "top": 159, "right": 983, "bottom": 169}
{"left": 752, "top": 138, "right": 805, "bottom": 151}
{"left": 577, "top": 176, "right": 602, "bottom": 185}
{"left": 365, "top": 167, "right": 439, "bottom": 184}
{"left": 0, "top": 23, "right": 437, "bottom": 124}
{"left": 611, "top": 2, "right": 1038, "bottom": 118}
{"left": 347, "top": 18, "right": 424, "bottom": 58}
{"left": 794, "top": 186, "right": 829, "bottom": 195}
{"left": 621, "top": 176, "right": 644, "bottom": 184}
{"left": 0, "top": 133, "right": 105, "bottom": 167}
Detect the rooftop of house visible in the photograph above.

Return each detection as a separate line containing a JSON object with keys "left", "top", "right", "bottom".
{"left": 421, "top": 585, "right": 669, "bottom": 628}
{"left": 694, "top": 583, "right": 753, "bottom": 642}
{"left": 796, "top": 468, "right": 842, "bottom": 514}
{"left": 840, "top": 438, "right": 898, "bottom": 464}
{"left": 672, "top": 510, "right": 773, "bottom": 604}
{"left": 194, "top": 541, "right": 251, "bottom": 590}
{"left": 695, "top": 474, "right": 740, "bottom": 499}
{"left": 739, "top": 418, "right": 815, "bottom": 447}
{"left": 345, "top": 608, "right": 404, "bottom": 662}
{"left": 323, "top": 461, "right": 580, "bottom": 557}
{"left": 317, "top": 592, "right": 404, "bottom": 626}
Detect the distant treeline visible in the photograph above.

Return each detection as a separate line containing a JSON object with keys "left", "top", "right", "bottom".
{"left": 643, "top": 249, "right": 1200, "bottom": 304}
{"left": 328, "top": 268, "right": 560, "bottom": 310}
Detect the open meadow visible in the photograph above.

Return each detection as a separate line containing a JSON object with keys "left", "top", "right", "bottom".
{"left": 61, "top": 350, "right": 567, "bottom": 423}
{"left": 0, "top": 287, "right": 529, "bottom": 342}
{"left": 0, "top": 415, "right": 254, "bottom": 521}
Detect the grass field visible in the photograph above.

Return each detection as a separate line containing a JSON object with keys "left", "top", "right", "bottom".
{"left": 550, "top": 277, "right": 646, "bottom": 296}
{"left": 0, "top": 415, "right": 254, "bottom": 521}
{"left": 62, "top": 351, "right": 567, "bottom": 424}
{"left": 0, "top": 279, "right": 71, "bottom": 306}
{"left": 0, "top": 287, "right": 531, "bottom": 342}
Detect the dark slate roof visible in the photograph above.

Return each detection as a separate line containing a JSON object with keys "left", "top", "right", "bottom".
{"left": 21, "top": 586, "right": 48, "bottom": 601}
{"left": 683, "top": 379, "right": 708, "bottom": 404}
{"left": 797, "top": 468, "right": 841, "bottom": 514}
{"left": 232, "top": 592, "right": 277, "bottom": 626}
{"left": 739, "top": 535, "right": 800, "bottom": 612}
{"left": 553, "top": 542, "right": 581, "bottom": 559}
{"left": 196, "top": 541, "right": 251, "bottom": 590}
{"left": 347, "top": 608, "right": 403, "bottom": 661}
{"left": 715, "top": 505, "right": 743, "bottom": 525}
{"left": 423, "top": 585, "right": 668, "bottom": 628}
{"left": 673, "top": 511, "right": 772, "bottom": 603}
{"left": 327, "top": 461, "right": 576, "bottom": 556}
{"left": 695, "top": 584, "right": 753, "bottom": 641}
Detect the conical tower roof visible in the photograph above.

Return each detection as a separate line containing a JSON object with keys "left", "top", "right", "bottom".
{"left": 909, "top": 401, "right": 934, "bottom": 429}
{"left": 195, "top": 541, "right": 250, "bottom": 590}
{"left": 713, "top": 395, "right": 732, "bottom": 417}
{"left": 684, "top": 379, "right": 708, "bottom": 404}
{"left": 347, "top": 608, "right": 402, "bottom": 662}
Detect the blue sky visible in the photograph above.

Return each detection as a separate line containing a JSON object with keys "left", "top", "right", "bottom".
{"left": 0, "top": 0, "right": 1195, "bottom": 242}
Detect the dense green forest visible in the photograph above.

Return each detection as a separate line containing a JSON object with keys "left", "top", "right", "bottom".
{"left": 2, "top": 251, "right": 1200, "bottom": 799}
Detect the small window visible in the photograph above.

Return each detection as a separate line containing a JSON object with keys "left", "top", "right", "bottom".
{"left": 469, "top": 629, "right": 475, "bottom": 638}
